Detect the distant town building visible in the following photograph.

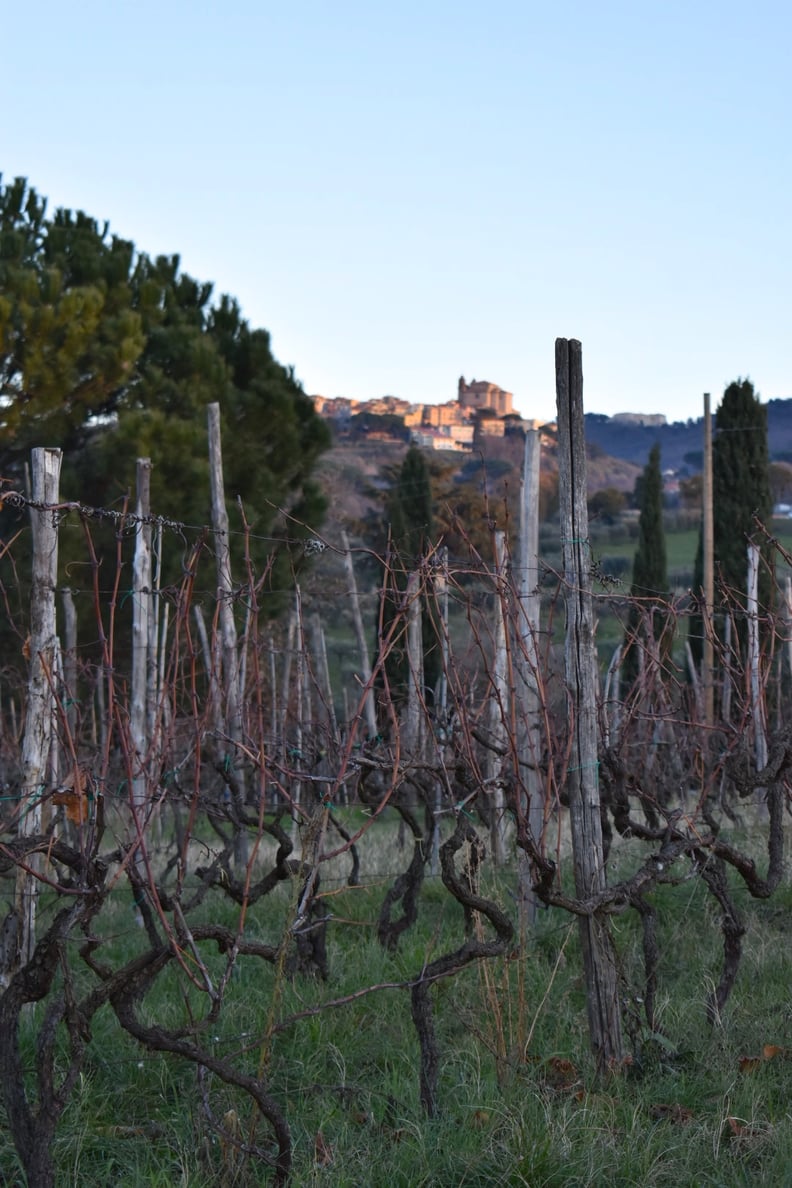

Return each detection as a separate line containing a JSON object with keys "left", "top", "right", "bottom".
{"left": 611, "top": 412, "right": 667, "bottom": 427}
{"left": 475, "top": 416, "right": 506, "bottom": 438}
{"left": 411, "top": 425, "right": 472, "bottom": 451}
{"left": 424, "top": 400, "right": 470, "bottom": 428}
{"left": 457, "top": 376, "right": 513, "bottom": 417}
{"left": 313, "top": 378, "right": 533, "bottom": 448}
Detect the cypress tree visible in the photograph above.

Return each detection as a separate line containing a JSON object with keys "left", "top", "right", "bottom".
{"left": 623, "top": 444, "right": 667, "bottom": 685}
{"left": 690, "top": 378, "right": 771, "bottom": 667}
{"left": 378, "top": 446, "right": 441, "bottom": 714}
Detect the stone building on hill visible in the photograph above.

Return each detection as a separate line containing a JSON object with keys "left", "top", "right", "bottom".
{"left": 457, "top": 376, "right": 513, "bottom": 417}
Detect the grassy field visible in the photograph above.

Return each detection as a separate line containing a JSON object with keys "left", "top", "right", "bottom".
{"left": 5, "top": 817, "right": 791, "bottom": 1186}
{"left": 588, "top": 518, "right": 792, "bottom": 591}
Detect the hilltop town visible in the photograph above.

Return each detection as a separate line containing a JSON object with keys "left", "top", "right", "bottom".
{"left": 313, "top": 376, "right": 553, "bottom": 452}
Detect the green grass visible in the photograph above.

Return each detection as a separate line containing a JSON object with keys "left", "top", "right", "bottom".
{"left": 589, "top": 519, "right": 792, "bottom": 591}
{"left": 3, "top": 823, "right": 792, "bottom": 1186}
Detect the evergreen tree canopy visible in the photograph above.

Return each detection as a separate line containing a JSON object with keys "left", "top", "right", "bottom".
{"left": 711, "top": 378, "right": 771, "bottom": 599}
{"left": 690, "top": 378, "right": 771, "bottom": 667}
{"left": 387, "top": 445, "right": 434, "bottom": 565}
{"left": 623, "top": 443, "right": 668, "bottom": 686}
{"left": 631, "top": 443, "right": 667, "bottom": 602}
{"left": 378, "top": 446, "right": 441, "bottom": 712}
{"left": 0, "top": 175, "right": 330, "bottom": 597}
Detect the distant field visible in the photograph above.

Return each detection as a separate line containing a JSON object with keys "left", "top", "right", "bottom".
{"left": 589, "top": 519, "right": 792, "bottom": 590}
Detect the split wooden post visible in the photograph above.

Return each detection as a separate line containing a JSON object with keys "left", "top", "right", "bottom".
{"left": 15, "top": 447, "right": 62, "bottom": 968}
{"left": 556, "top": 338, "right": 625, "bottom": 1068}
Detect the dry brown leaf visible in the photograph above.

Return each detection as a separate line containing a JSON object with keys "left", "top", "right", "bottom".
{"left": 544, "top": 1057, "right": 580, "bottom": 1091}
{"left": 220, "top": 1108, "right": 242, "bottom": 1165}
{"left": 726, "top": 1116, "right": 765, "bottom": 1142}
{"left": 51, "top": 767, "right": 97, "bottom": 825}
{"left": 738, "top": 1056, "right": 761, "bottom": 1074}
{"left": 314, "top": 1131, "right": 334, "bottom": 1166}
{"left": 762, "top": 1043, "right": 789, "bottom": 1061}
{"left": 51, "top": 785, "right": 89, "bottom": 825}
{"left": 470, "top": 1109, "right": 491, "bottom": 1129}
{"left": 380, "top": 1125, "right": 407, "bottom": 1143}
{"left": 21, "top": 635, "right": 30, "bottom": 661}
{"left": 649, "top": 1103, "right": 694, "bottom": 1124}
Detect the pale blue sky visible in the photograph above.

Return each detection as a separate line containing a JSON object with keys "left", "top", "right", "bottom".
{"left": 2, "top": 1, "right": 789, "bottom": 423}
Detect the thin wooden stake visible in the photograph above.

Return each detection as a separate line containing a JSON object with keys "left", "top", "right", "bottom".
{"left": 341, "top": 529, "right": 378, "bottom": 739}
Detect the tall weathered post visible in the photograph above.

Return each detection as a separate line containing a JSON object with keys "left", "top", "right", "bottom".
{"left": 207, "top": 404, "right": 247, "bottom": 857}
{"left": 747, "top": 542, "right": 768, "bottom": 777}
{"left": 555, "top": 338, "right": 624, "bottom": 1067}
{"left": 341, "top": 529, "right": 378, "bottom": 739}
{"left": 15, "top": 447, "right": 62, "bottom": 968}
{"left": 131, "top": 458, "right": 152, "bottom": 834}
{"left": 517, "top": 429, "right": 544, "bottom": 918}
{"left": 488, "top": 531, "right": 508, "bottom": 864}
{"left": 702, "top": 393, "right": 714, "bottom": 727}
{"left": 404, "top": 572, "right": 424, "bottom": 755}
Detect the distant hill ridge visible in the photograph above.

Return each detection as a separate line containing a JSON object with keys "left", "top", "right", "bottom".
{"left": 584, "top": 397, "right": 792, "bottom": 472}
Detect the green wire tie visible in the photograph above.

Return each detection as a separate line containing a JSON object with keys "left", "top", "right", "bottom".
{"left": 454, "top": 801, "right": 476, "bottom": 821}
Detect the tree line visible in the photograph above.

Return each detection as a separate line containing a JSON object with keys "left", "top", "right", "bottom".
{"left": 0, "top": 174, "right": 330, "bottom": 601}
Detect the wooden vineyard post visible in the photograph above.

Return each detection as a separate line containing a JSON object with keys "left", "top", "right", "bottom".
{"left": 488, "top": 531, "right": 508, "bottom": 864}
{"left": 517, "top": 429, "right": 544, "bottom": 919}
{"left": 61, "top": 587, "right": 78, "bottom": 744}
{"left": 747, "top": 542, "right": 768, "bottom": 791}
{"left": 341, "top": 529, "right": 378, "bottom": 740}
{"left": 311, "top": 612, "right": 338, "bottom": 741}
{"left": 404, "top": 571, "right": 424, "bottom": 755}
{"left": 702, "top": 394, "right": 715, "bottom": 729}
{"left": 131, "top": 458, "right": 152, "bottom": 840}
{"left": 555, "top": 338, "right": 625, "bottom": 1068}
{"left": 207, "top": 404, "right": 247, "bottom": 858}
{"left": 15, "top": 447, "right": 62, "bottom": 969}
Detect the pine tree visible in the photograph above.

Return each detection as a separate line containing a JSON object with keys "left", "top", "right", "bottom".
{"left": 0, "top": 175, "right": 331, "bottom": 653}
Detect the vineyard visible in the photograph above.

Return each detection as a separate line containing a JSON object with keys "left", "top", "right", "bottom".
{"left": 1, "top": 351, "right": 791, "bottom": 1187}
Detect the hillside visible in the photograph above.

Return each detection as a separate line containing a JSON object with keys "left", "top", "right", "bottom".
{"left": 313, "top": 428, "right": 641, "bottom": 556}
{"left": 584, "top": 396, "right": 792, "bottom": 471}
{"left": 314, "top": 395, "right": 792, "bottom": 546}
